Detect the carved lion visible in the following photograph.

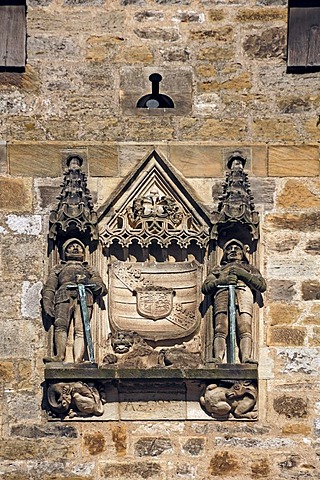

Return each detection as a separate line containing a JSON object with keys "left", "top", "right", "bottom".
{"left": 200, "top": 381, "right": 257, "bottom": 420}
{"left": 47, "top": 381, "right": 105, "bottom": 418}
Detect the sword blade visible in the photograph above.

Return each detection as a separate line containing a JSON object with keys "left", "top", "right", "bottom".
{"left": 77, "top": 283, "right": 95, "bottom": 363}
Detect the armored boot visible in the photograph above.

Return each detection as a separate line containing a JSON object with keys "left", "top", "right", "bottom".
{"left": 240, "top": 336, "right": 257, "bottom": 364}
{"left": 43, "top": 330, "right": 67, "bottom": 363}
{"left": 213, "top": 335, "right": 226, "bottom": 363}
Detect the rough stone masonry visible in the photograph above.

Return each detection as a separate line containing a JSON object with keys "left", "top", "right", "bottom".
{"left": 0, "top": 0, "right": 320, "bottom": 479}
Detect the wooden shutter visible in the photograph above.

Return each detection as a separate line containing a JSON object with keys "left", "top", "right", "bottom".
{"left": 0, "top": 1, "right": 26, "bottom": 68}
{"left": 287, "top": 1, "right": 320, "bottom": 69}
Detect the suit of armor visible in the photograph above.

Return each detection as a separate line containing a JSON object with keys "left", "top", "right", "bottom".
{"left": 42, "top": 239, "right": 107, "bottom": 363}
{"left": 202, "top": 240, "right": 266, "bottom": 363}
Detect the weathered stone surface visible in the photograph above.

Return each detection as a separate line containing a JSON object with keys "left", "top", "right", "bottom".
{"left": 243, "top": 27, "right": 286, "bottom": 58}
{"left": 277, "top": 180, "right": 320, "bottom": 209}
{"left": 11, "top": 424, "right": 78, "bottom": 438}
{"left": 0, "top": 361, "right": 14, "bottom": 382}
{"left": 305, "top": 238, "right": 320, "bottom": 255}
{"left": 266, "top": 212, "right": 320, "bottom": 232}
{"left": 268, "top": 146, "right": 319, "bottom": 177}
{"left": 84, "top": 433, "right": 106, "bottom": 455}
{"left": 252, "top": 118, "right": 298, "bottom": 142}
{"left": 282, "top": 424, "right": 311, "bottom": 435}
{"left": 267, "top": 281, "right": 296, "bottom": 303}
{"left": 173, "top": 11, "right": 205, "bottom": 23}
{"left": 169, "top": 145, "right": 223, "bottom": 177}
{"left": 0, "top": 320, "right": 39, "bottom": 358}
{"left": 208, "top": 452, "right": 238, "bottom": 476}
{"left": 182, "top": 438, "right": 205, "bottom": 456}
{"left": 278, "top": 349, "right": 320, "bottom": 375}
{"left": 88, "top": 144, "right": 119, "bottom": 177}
{"left": 250, "top": 458, "right": 270, "bottom": 477}
{"left": 0, "top": 141, "right": 6, "bottom": 174}
{"left": 208, "top": 9, "right": 225, "bottom": 21}
{"left": 179, "top": 118, "right": 248, "bottom": 141}
{"left": 21, "top": 281, "right": 42, "bottom": 319}
{"left": 112, "top": 425, "right": 127, "bottom": 456}
{"left": 309, "top": 327, "right": 320, "bottom": 347}
{"left": 267, "top": 303, "right": 301, "bottom": 326}
{"left": 0, "top": 178, "right": 33, "bottom": 212}
{"left": 101, "top": 461, "right": 162, "bottom": 479}
{"left": 134, "top": 438, "right": 172, "bottom": 457}
{"left": 273, "top": 395, "right": 308, "bottom": 418}
{"left": 268, "top": 327, "right": 306, "bottom": 346}
{"left": 0, "top": 237, "right": 43, "bottom": 279}
{"left": 302, "top": 281, "right": 320, "bottom": 301}
{"left": 237, "top": 8, "right": 287, "bottom": 22}
{"left": 215, "top": 436, "right": 294, "bottom": 448}
{"left": 134, "top": 28, "right": 180, "bottom": 42}
{"left": 190, "top": 27, "right": 233, "bottom": 43}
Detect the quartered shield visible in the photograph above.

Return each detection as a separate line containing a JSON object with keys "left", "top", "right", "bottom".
{"left": 108, "top": 261, "right": 202, "bottom": 342}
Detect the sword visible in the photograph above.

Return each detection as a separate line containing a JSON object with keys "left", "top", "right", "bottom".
{"left": 67, "top": 278, "right": 96, "bottom": 364}
{"left": 217, "top": 284, "right": 238, "bottom": 364}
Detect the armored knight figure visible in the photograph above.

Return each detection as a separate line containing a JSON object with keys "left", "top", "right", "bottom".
{"left": 42, "top": 238, "right": 107, "bottom": 363}
{"left": 202, "top": 239, "right": 266, "bottom": 364}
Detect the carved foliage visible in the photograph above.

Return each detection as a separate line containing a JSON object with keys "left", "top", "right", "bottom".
{"left": 98, "top": 151, "right": 211, "bottom": 249}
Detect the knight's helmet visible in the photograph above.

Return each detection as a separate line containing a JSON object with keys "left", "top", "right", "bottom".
{"left": 62, "top": 238, "right": 86, "bottom": 262}
{"left": 220, "top": 239, "right": 249, "bottom": 265}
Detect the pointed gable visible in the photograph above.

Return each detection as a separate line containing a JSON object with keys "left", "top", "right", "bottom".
{"left": 97, "top": 150, "right": 212, "bottom": 249}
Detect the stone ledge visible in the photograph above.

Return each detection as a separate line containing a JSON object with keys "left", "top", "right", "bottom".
{"left": 44, "top": 365, "right": 258, "bottom": 381}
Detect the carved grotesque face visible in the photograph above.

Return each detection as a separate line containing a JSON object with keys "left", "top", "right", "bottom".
{"left": 68, "top": 156, "right": 81, "bottom": 170}
{"left": 225, "top": 243, "right": 243, "bottom": 263}
{"left": 65, "top": 241, "right": 85, "bottom": 261}
{"left": 111, "top": 332, "right": 134, "bottom": 354}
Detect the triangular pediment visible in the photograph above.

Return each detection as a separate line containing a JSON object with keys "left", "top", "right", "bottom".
{"left": 97, "top": 150, "right": 212, "bottom": 249}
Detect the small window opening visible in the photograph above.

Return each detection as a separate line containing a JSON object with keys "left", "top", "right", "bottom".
{"left": 136, "top": 73, "right": 174, "bottom": 109}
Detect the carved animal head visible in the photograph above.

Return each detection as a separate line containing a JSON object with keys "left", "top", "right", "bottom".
{"left": 111, "top": 331, "right": 140, "bottom": 354}
{"left": 225, "top": 381, "right": 257, "bottom": 400}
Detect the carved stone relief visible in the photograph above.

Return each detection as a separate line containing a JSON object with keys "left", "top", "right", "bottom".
{"left": 43, "top": 149, "right": 264, "bottom": 421}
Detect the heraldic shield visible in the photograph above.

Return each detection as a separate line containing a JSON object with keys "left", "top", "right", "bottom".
{"left": 108, "top": 261, "right": 202, "bottom": 342}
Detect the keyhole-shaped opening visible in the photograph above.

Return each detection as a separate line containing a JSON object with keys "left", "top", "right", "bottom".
{"left": 136, "top": 73, "right": 174, "bottom": 109}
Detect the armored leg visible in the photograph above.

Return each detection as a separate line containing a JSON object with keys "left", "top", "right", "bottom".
{"left": 213, "top": 312, "right": 228, "bottom": 362}
{"left": 73, "top": 304, "right": 93, "bottom": 363}
{"left": 237, "top": 313, "right": 255, "bottom": 363}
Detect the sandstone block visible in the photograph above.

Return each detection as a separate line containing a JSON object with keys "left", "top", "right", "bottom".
{"left": 0, "top": 320, "right": 38, "bottom": 358}
{"left": 88, "top": 144, "right": 119, "bottom": 177}
{"left": 266, "top": 212, "right": 320, "bottom": 232}
{"left": 282, "top": 424, "right": 311, "bottom": 435}
{"left": 11, "top": 424, "right": 78, "bottom": 438}
{"left": 303, "top": 118, "right": 320, "bottom": 141}
{"left": 0, "top": 141, "right": 7, "bottom": 174}
{"left": 250, "top": 458, "right": 270, "bottom": 478}
{"left": 302, "top": 281, "right": 320, "bottom": 301}
{"left": 21, "top": 281, "right": 42, "bottom": 319}
{"left": 134, "top": 11, "right": 164, "bottom": 22}
{"left": 252, "top": 118, "right": 298, "bottom": 142}
{"left": 268, "top": 146, "right": 319, "bottom": 177}
{"left": 268, "top": 327, "right": 306, "bottom": 346}
{"left": 112, "top": 424, "right": 127, "bottom": 456}
{"left": 278, "top": 348, "right": 320, "bottom": 376}
{"left": 1, "top": 237, "right": 43, "bottom": 280}
{"left": 159, "top": 47, "right": 190, "bottom": 62}
{"left": 169, "top": 145, "right": 223, "bottom": 177}
{"left": 0, "top": 177, "right": 32, "bottom": 212}
{"left": 236, "top": 8, "right": 287, "bottom": 22}
{"left": 182, "top": 438, "right": 205, "bottom": 456}
{"left": 179, "top": 118, "right": 248, "bottom": 141}
{"left": 190, "top": 27, "right": 233, "bottom": 42}
{"left": 209, "top": 452, "right": 238, "bottom": 476}
{"left": 114, "top": 46, "right": 154, "bottom": 65}
{"left": 208, "top": 9, "right": 225, "bottom": 22}
{"left": 309, "top": 327, "right": 320, "bottom": 347}
{"left": 197, "top": 72, "right": 252, "bottom": 93}
{"left": 100, "top": 461, "right": 162, "bottom": 479}
{"left": 273, "top": 395, "right": 308, "bottom": 418}
{"left": 302, "top": 314, "right": 320, "bottom": 326}
{"left": 84, "top": 432, "right": 106, "bottom": 455}
{"left": 305, "top": 238, "right": 320, "bottom": 255}
{"left": 267, "top": 280, "right": 296, "bottom": 303}
{"left": 196, "top": 46, "right": 234, "bottom": 61}
{"left": 135, "top": 437, "right": 172, "bottom": 457}
{"left": 243, "top": 26, "right": 286, "bottom": 58}
{"left": 277, "top": 180, "right": 320, "bottom": 209}
{"left": 267, "top": 303, "right": 301, "bottom": 326}
{"left": 134, "top": 28, "right": 180, "bottom": 42}
{"left": 9, "top": 143, "right": 63, "bottom": 177}
{"left": 0, "top": 361, "right": 14, "bottom": 382}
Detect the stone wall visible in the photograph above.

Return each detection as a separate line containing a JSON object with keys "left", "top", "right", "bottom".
{"left": 0, "top": 0, "right": 320, "bottom": 479}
